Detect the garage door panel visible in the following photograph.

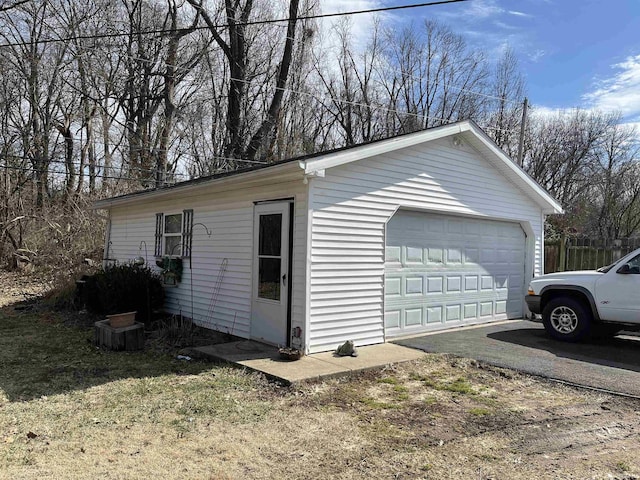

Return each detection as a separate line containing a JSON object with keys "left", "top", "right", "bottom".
{"left": 385, "top": 310, "right": 400, "bottom": 329}
{"left": 405, "top": 246, "right": 423, "bottom": 263}
{"left": 385, "top": 211, "right": 525, "bottom": 338}
{"left": 427, "top": 306, "right": 442, "bottom": 323}
{"left": 465, "top": 248, "right": 480, "bottom": 264}
{"left": 385, "top": 277, "right": 401, "bottom": 296}
{"left": 405, "top": 308, "right": 422, "bottom": 326}
{"left": 479, "top": 302, "right": 493, "bottom": 317}
{"left": 463, "top": 303, "right": 477, "bottom": 319}
{"left": 464, "top": 275, "right": 478, "bottom": 291}
{"left": 427, "top": 276, "right": 443, "bottom": 293}
{"left": 405, "top": 276, "right": 423, "bottom": 295}
{"left": 385, "top": 246, "right": 401, "bottom": 263}
{"left": 428, "top": 248, "right": 444, "bottom": 264}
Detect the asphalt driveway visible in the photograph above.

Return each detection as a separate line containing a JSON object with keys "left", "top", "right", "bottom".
{"left": 395, "top": 320, "right": 640, "bottom": 397}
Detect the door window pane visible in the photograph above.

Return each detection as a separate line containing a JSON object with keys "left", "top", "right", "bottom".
{"left": 259, "top": 214, "right": 282, "bottom": 256}
{"left": 259, "top": 258, "right": 281, "bottom": 300}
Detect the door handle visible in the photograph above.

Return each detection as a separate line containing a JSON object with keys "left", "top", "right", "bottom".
{"left": 282, "top": 273, "right": 287, "bottom": 286}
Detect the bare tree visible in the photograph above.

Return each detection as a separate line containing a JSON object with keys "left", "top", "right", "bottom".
{"left": 0, "top": 1, "right": 72, "bottom": 208}
{"left": 381, "top": 21, "right": 487, "bottom": 134}
{"left": 186, "top": 0, "right": 301, "bottom": 162}
{"left": 313, "top": 18, "right": 386, "bottom": 146}
{"left": 485, "top": 47, "right": 526, "bottom": 154}
{"left": 525, "top": 109, "right": 613, "bottom": 207}
{"left": 588, "top": 121, "right": 640, "bottom": 238}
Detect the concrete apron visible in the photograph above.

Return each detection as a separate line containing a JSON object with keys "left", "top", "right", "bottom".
{"left": 190, "top": 341, "right": 425, "bottom": 385}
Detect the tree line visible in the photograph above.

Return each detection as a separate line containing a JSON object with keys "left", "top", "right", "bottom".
{"left": 0, "top": 0, "right": 638, "bottom": 270}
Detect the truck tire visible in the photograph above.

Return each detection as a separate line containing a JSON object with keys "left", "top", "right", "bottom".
{"left": 542, "top": 297, "right": 592, "bottom": 342}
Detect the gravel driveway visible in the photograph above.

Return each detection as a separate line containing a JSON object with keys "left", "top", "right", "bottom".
{"left": 395, "top": 320, "right": 640, "bottom": 397}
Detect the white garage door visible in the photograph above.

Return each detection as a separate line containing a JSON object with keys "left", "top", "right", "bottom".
{"left": 385, "top": 211, "right": 526, "bottom": 338}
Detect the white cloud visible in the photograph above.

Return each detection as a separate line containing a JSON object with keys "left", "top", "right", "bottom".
{"left": 494, "top": 20, "right": 518, "bottom": 30}
{"left": 530, "top": 105, "right": 573, "bottom": 119}
{"left": 425, "top": 0, "right": 535, "bottom": 61}
{"left": 508, "top": 10, "right": 532, "bottom": 17}
{"left": 624, "top": 121, "right": 640, "bottom": 132}
{"left": 583, "top": 54, "right": 640, "bottom": 120}
{"left": 528, "top": 49, "right": 545, "bottom": 62}
{"left": 465, "top": 0, "right": 503, "bottom": 19}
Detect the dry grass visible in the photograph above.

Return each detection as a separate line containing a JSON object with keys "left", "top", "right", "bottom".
{"left": 1, "top": 295, "right": 640, "bottom": 479}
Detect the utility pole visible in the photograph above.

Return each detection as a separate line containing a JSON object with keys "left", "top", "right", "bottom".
{"left": 517, "top": 97, "right": 528, "bottom": 167}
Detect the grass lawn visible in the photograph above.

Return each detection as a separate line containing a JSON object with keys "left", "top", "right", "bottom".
{"left": 1, "top": 302, "right": 639, "bottom": 479}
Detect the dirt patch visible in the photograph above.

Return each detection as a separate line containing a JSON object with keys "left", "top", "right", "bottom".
{"left": 287, "top": 359, "right": 640, "bottom": 479}
{"left": 0, "top": 270, "right": 51, "bottom": 308}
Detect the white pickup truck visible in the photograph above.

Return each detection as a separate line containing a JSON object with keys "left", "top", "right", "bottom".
{"left": 526, "top": 247, "right": 640, "bottom": 341}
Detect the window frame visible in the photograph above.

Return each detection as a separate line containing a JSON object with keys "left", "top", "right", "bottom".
{"left": 154, "top": 209, "right": 194, "bottom": 259}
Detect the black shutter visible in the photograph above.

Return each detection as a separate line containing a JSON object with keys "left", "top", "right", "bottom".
{"left": 182, "top": 209, "right": 193, "bottom": 257}
{"left": 154, "top": 213, "right": 164, "bottom": 257}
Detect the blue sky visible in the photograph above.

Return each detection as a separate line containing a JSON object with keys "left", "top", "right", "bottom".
{"left": 321, "top": 0, "right": 640, "bottom": 124}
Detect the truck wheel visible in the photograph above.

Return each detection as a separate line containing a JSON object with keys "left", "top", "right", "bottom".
{"left": 542, "top": 297, "right": 592, "bottom": 342}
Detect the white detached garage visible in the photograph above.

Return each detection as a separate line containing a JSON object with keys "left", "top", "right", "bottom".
{"left": 94, "top": 120, "right": 562, "bottom": 354}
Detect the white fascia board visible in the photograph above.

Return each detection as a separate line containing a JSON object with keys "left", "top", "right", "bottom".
{"left": 93, "top": 161, "right": 302, "bottom": 210}
{"left": 465, "top": 124, "right": 563, "bottom": 215}
{"left": 300, "top": 122, "right": 468, "bottom": 174}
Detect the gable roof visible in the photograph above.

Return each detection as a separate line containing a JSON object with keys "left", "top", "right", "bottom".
{"left": 93, "top": 120, "right": 563, "bottom": 214}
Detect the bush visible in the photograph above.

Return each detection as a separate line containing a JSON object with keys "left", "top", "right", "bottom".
{"left": 84, "top": 264, "right": 165, "bottom": 326}
{"left": 43, "top": 278, "right": 82, "bottom": 311}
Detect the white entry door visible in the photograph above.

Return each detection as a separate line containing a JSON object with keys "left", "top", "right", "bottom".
{"left": 251, "top": 202, "right": 290, "bottom": 345}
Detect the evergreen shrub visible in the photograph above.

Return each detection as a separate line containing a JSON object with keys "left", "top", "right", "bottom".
{"left": 84, "top": 264, "right": 165, "bottom": 325}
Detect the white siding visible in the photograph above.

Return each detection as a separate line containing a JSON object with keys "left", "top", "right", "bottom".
{"left": 107, "top": 179, "right": 308, "bottom": 342}
{"left": 308, "top": 138, "right": 544, "bottom": 353}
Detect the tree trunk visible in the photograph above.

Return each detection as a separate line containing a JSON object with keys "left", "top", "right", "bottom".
{"left": 244, "top": 0, "right": 300, "bottom": 160}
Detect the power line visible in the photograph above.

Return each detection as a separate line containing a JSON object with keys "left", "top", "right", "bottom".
{"left": 0, "top": 155, "right": 188, "bottom": 176}
{"left": 1, "top": 163, "right": 159, "bottom": 182}
{"left": 220, "top": 74, "right": 521, "bottom": 135}
{"left": 0, "top": 0, "right": 468, "bottom": 49}
{"left": 0, "top": 151, "right": 267, "bottom": 169}
{"left": 0, "top": 149, "right": 270, "bottom": 181}
{"left": 395, "top": 69, "right": 522, "bottom": 105}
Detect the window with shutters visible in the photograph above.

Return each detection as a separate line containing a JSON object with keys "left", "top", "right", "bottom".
{"left": 155, "top": 210, "right": 194, "bottom": 258}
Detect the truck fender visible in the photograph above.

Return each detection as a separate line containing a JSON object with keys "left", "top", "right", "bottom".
{"left": 538, "top": 285, "right": 601, "bottom": 321}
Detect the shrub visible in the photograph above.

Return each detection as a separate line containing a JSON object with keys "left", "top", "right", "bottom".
{"left": 42, "top": 278, "right": 81, "bottom": 311}
{"left": 84, "top": 264, "right": 165, "bottom": 326}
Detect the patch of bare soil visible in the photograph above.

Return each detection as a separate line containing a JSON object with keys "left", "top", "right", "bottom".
{"left": 0, "top": 270, "right": 51, "bottom": 308}
{"left": 285, "top": 358, "right": 640, "bottom": 479}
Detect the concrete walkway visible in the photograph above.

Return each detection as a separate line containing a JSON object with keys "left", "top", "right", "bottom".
{"left": 191, "top": 341, "right": 424, "bottom": 384}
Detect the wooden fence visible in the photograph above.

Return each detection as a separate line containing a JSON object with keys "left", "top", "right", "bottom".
{"left": 545, "top": 237, "right": 640, "bottom": 273}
